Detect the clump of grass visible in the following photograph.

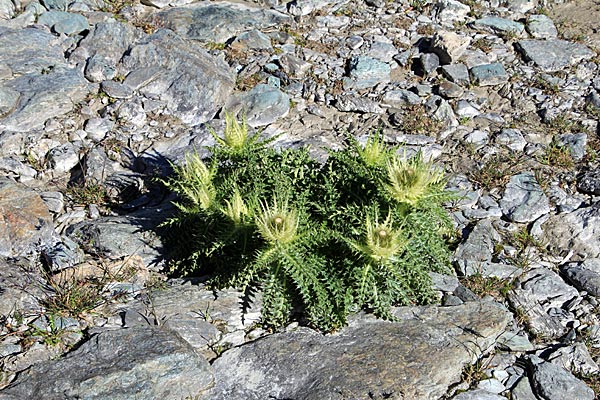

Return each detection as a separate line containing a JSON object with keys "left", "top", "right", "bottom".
{"left": 469, "top": 152, "right": 525, "bottom": 190}
{"left": 65, "top": 182, "right": 108, "bottom": 206}
{"left": 401, "top": 105, "right": 443, "bottom": 136}
{"left": 537, "top": 136, "right": 574, "bottom": 170}
{"left": 161, "top": 115, "right": 456, "bottom": 331}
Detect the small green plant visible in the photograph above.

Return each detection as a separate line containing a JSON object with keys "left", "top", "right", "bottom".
{"left": 537, "top": 136, "right": 574, "bottom": 169}
{"left": 469, "top": 152, "right": 524, "bottom": 190}
{"left": 401, "top": 105, "right": 443, "bottom": 136}
{"left": 161, "top": 115, "right": 455, "bottom": 331}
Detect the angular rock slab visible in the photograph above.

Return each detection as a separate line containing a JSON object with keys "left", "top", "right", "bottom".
{"left": 152, "top": 1, "right": 291, "bottom": 43}
{"left": 0, "top": 257, "right": 49, "bottom": 317}
{"left": 0, "top": 327, "right": 214, "bottom": 400}
{"left": 0, "top": 177, "right": 55, "bottom": 257}
{"left": 500, "top": 171, "right": 550, "bottom": 223}
{"left": 561, "top": 258, "right": 600, "bottom": 297}
{"left": 508, "top": 268, "right": 579, "bottom": 339}
{"left": 525, "top": 355, "right": 595, "bottom": 400}
{"left": 224, "top": 83, "right": 290, "bottom": 127}
{"left": 541, "top": 202, "right": 600, "bottom": 259}
{"left": 122, "top": 29, "right": 235, "bottom": 126}
{"left": 0, "top": 67, "right": 90, "bottom": 133}
{"left": 205, "top": 302, "right": 510, "bottom": 400}
{"left": 0, "top": 26, "right": 66, "bottom": 76}
{"left": 516, "top": 39, "right": 594, "bottom": 72}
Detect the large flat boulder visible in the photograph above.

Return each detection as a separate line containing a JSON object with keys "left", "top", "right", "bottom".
{"left": 0, "top": 327, "right": 213, "bottom": 400}
{"left": 204, "top": 301, "right": 510, "bottom": 400}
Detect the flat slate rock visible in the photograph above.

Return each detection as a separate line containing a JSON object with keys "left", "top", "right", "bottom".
{"left": 516, "top": 39, "right": 595, "bottom": 72}
{"left": 121, "top": 29, "right": 235, "bottom": 126}
{"left": 561, "top": 258, "right": 600, "bottom": 297}
{"left": 204, "top": 301, "right": 510, "bottom": 400}
{"left": 0, "top": 257, "right": 49, "bottom": 317}
{"left": 577, "top": 169, "right": 600, "bottom": 195}
{"left": 0, "top": 177, "right": 55, "bottom": 257}
{"left": 224, "top": 83, "right": 290, "bottom": 127}
{"left": 541, "top": 202, "right": 600, "bottom": 259}
{"left": 500, "top": 171, "right": 550, "bottom": 223}
{"left": 525, "top": 355, "right": 595, "bottom": 400}
{"left": 152, "top": 1, "right": 291, "bottom": 43}
{"left": 0, "top": 327, "right": 213, "bottom": 400}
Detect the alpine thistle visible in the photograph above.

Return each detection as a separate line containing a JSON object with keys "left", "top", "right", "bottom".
{"left": 386, "top": 152, "right": 445, "bottom": 206}
{"left": 255, "top": 199, "right": 299, "bottom": 244}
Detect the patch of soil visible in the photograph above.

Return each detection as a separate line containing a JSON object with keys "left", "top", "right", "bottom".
{"left": 548, "top": 0, "right": 600, "bottom": 51}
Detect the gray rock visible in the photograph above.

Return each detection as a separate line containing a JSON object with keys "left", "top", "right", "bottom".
{"left": 47, "top": 142, "right": 81, "bottom": 175}
{"left": 526, "top": 14, "right": 558, "bottom": 39}
{"left": 122, "top": 29, "right": 235, "bottom": 126}
{"left": 508, "top": 268, "right": 579, "bottom": 339}
{"left": 455, "top": 219, "right": 500, "bottom": 264}
{"left": 41, "top": 238, "right": 85, "bottom": 272}
{"left": 461, "top": 260, "right": 522, "bottom": 280}
{"left": 500, "top": 172, "right": 550, "bottom": 223}
{"left": 381, "top": 89, "right": 422, "bottom": 107}
{"left": 0, "top": 327, "right": 213, "bottom": 400}
{"left": 557, "top": 133, "right": 586, "bottom": 161}
{"left": 511, "top": 376, "right": 538, "bottom": 400}
{"left": 334, "top": 95, "right": 384, "bottom": 114}
{"left": 0, "top": 86, "right": 19, "bottom": 118}
{"left": 577, "top": 169, "right": 600, "bottom": 195}
{"left": 430, "top": 31, "right": 470, "bottom": 64}
{"left": 277, "top": 53, "right": 312, "bottom": 78}
{"left": 0, "top": 27, "right": 66, "bottom": 76}
{"left": 154, "top": 2, "right": 291, "bottom": 43}
{"left": 40, "top": 191, "right": 64, "bottom": 214}
{"left": 287, "top": 0, "right": 337, "bottom": 16}
{"left": 435, "top": 0, "right": 470, "bottom": 25}
{"left": 37, "top": 11, "right": 89, "bottom": 35}
{"left": 74, "top": 21, "right": 143, "bottom": 67}
{"left": 546, "top": 343, "right": 599, "bottom": 375}
{"left": 65, "top": 214, "right": 163, "bottom": 269}
{"left": 477, "top": 378, "right": 505, "bottom": 394}
{"left": 224, "top": 83, "right": 290, "bottom": 127}
{"left": 0, "top": 67, "right": 90, "bottom": 133}
{"left": 562, "top": 259, "right": 600, "bottom": 297}
{"left": 525, "top": 355, "right": 595, "bottom": 400}
{"left": 0, "top": 178, "right": 55, "bottom": 258}
{"left": 516, "top": 39, "right": 595, "bottom": 72}
{"left": 441, "top": 63, "right": 470, "bottom": 85}
{"left": 345, "top": 56, "right": 391, "bottom": 90}
{"left": 495, "top": 128, "right": 527, "bottom": 152}
{"left": 420, "top": 53, "right": 440, "bottom": 74}
{"left": 0, "top": 157, "right": 37, "bottom": 181}
{"left": 368, "top": 41, "right": 398, "bottom": 63}
{"left": 0, "top": 0, "right": 15, "bottom": 19}
{"left": 541, "top": 203, "right": 600, "bottom": 259}
{"left": 496, "top": 331, "right": 534, "bottom": 352}
{"left": 0, "top": 257, "right": 48, "bottom": 317}
{"left": 204, "top": 301, "right": 510, "bottom": 400}
{"left": 438, "top": 81, "right": 464, "bottom": 98}
{"left": 84, "top": 117, "right": 114, "bottom": 142}
{"left": 587, "top": 91, "right": 600, "bottom": 109}
{"left": 41, "top": 0, "right": 69, "bottom": 10}
{"left": 453, "top": 388, "right": 505, "bottom": 399}
{"left": 123, "top": 283, "right": 261, "bottom": 353}
{"left": 230, "top": 29, "right": 272, "bottom": 51}
{"left": 470, "top": 63, "right": 508, "bottom": 86}
{"left": 100, "top": 80, "right": 134, "bottom": 99}
{"left": 472, "top": 17, "right": 525, "bottom": 36}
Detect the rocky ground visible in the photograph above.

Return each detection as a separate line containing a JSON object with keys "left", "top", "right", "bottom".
{"left": 1, "top": 0, "right": 600, "bottom": 398}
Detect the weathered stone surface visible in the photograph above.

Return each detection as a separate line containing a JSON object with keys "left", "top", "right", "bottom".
{"left": 334, "top": 94, "right": 384, "bottom": 114}
{"left": 508, "top": 268, "right": 579, "bottom": 339}
{"left": 122, "top": 283, "right": 262, "bottom": 349}
{"left": 454, "top": 388, "right": 505, "bottom": 399}
{"left": 224, "top": 83, "right": 290, "bottom": 127}
{"left": 516, "top": 39, "right": 595, "bottom": 72}
{"left": 205, "top": 301, "right": 510, "bottom": 400}
{"left": 470, "top": 63, "right": 508, "bottom": 86}
{"left": 455, "top": 219, "right": 501, "bottom": 267}
{"left": 0, "top": 327, "right": 214, "bottom": 400}
{"left": 541, "top": 203, "right": 600, "bottom": 259}
{"left": 0, "top": 258, "right": 48, "bottom": 317}
{"left": 0, "top": 178, "right": 55, "bottom": 257}
{"left": 526, "top": 14, "right": 558, "bottom": 38}
{"left": 37, "top": 11, "right": 89, "bottom": 35}
{"left": 65, "top": 214, "right": 163, "bottom": 269}
{"left": 0, "top": 68, "right": 90, "bottom": 133}
{"left": 562, "top": 259, "right": 600, "bottom": 297}
{"left": 121, "top": 29, "right": 235, "bottom": 126}
{"left": 577, "top": 169, "right": 600, "bottom": 195}
{"left": 441, "top": 63, "right": 470, "bottom": 85}
{"left": 500, "top": 172, "right": 550, "bottom": 223}
{"left": 0, "top": 26, "right": 65, "bottom": 76}
{"left": 344, "top": 56, "right": 391, "bottom": 90}
{"left": 546, "top": 343, "right": 600, "bottom": 375}
{"left": 472, "top": 17, "right": 525, "bottom": 36}
{"left": 431, "top": 31, "right": 470, "bottom": 64}
{"left": 153, "top": 2, "right": 291, "bottom": 43}
{"left": 525, "top": 355, "right": 595, "bottom": 400}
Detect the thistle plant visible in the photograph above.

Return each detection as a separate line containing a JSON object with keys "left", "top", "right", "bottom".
{"left": 162, "top": 116, "right": 455, "bottom": 332}
{"left": 386, "top": 152, "right": 445, "bottom": 207}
